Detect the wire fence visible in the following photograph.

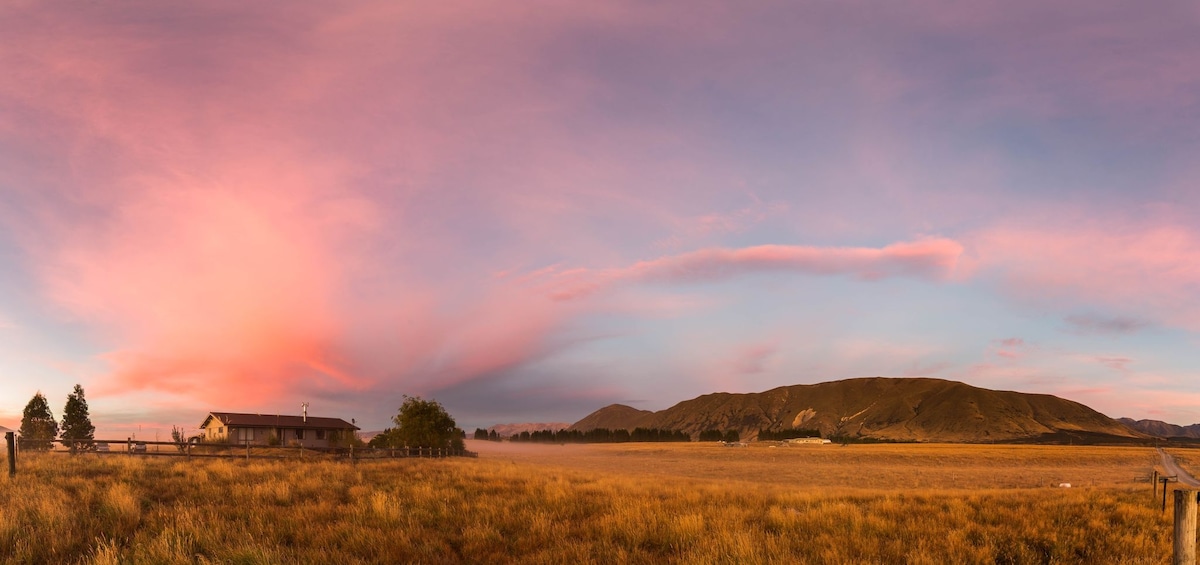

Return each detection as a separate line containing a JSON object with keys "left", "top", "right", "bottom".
{"left": 3, "top": 432, "right": 475, "bottom": 476}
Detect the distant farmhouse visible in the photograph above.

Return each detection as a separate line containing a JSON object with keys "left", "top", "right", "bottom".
{"left": 785, "top": 437, "right": 832, "bottom": 445}
{"left": 200, "top": 412, "right": 358, "bottom": 448}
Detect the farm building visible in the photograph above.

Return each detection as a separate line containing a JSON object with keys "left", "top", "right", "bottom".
{"left": 785, "top": 437, "right": 832, "bottom": 445}
{"left": 199, "top": 412, "right": 358, "bottom": 448}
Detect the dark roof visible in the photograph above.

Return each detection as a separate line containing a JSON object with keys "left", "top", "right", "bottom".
{"left": 201, "top": 412, "right": 358, "bottom": 431}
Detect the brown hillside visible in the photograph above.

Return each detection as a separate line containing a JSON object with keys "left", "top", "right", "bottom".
{"left": 568, "top": 404, "right": 655, "bottom": 432}
{"left": 570, "top": 377, "right": 1145, "bottom": 443}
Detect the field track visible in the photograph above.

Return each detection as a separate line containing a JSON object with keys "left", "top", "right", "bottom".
{"left": 1159, "top": 447, "right": 1200, "bottom": 487}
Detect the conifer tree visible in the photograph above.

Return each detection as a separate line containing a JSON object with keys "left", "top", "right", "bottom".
{"left": 19, "top": 392, "right": 58, "bottom": 451}
{"left": 60, "top": 384, "right": 96, "bottom": 452}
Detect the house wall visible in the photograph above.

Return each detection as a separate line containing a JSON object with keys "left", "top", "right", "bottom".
{"left": 281, "top": 428, "right": 336, "bottom": 448}
{"left": 202, "top": 422, "right": 228, "bottom": 442}
{"left": 226, "top": 425, "right": 340, "bottom": 448}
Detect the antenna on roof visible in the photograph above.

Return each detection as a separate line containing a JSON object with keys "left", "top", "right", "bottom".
{"left": 301, "top": 402, "right": 309, "bottom": 423}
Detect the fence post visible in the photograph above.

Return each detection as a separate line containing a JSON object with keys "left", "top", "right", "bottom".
{"left": 1174, "top": 489, "right": 1197, "bottom": 565}
{"left": 1163, "top": 477, "right": 1171, "bottom": 512}
{"left": 5, "top": 432, "right": 15, "bottom": 477}
{"left": 1156, "top": 471, "right": 1160, "bottom": 497}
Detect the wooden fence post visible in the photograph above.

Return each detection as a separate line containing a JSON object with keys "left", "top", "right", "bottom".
{"left": 5, "top": 432, "right": 15, "bottom": 477}
{"left": 1174, "top": 489, "right": 1197, "bottom": 565}
{"left": 1164, "top": 478, "right": 1174, "bottom": 513}
{"left": 1156, "top": 471, "right": 1160, "bottom": 497}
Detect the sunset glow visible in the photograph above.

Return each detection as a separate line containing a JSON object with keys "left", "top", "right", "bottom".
{"left": 2, "top": 1, "right": 1199, "bottom": 436}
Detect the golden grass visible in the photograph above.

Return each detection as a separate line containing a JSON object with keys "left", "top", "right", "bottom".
{"left": 0, "top": 443, "right": 1190, "bottom": 564}
{"left": 471, "top": 441, "right": 1161, "bottom": 490}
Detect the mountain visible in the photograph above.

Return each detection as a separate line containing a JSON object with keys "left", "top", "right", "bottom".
{"left": 568, "top": 405, "right": 654, "bottom": 432}
{"left": 1118, "top": 418, "right": 1200, "bottom": 439}
{"left": 570, "top": 377, "right": 1145, "bottom": 443}
{"left": 488, "top": 422, "right": 573, "bottom": 437}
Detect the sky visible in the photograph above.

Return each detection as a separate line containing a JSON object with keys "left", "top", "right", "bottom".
{"left": 1, "top": 1, "right": 1199, "bottom": 438}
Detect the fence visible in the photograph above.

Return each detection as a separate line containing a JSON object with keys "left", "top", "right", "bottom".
{"left": 3, "top": 434, "right": 475, "bottom": 476}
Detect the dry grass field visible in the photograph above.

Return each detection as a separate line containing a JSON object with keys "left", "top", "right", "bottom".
{"left": 471, "top": 441, "right": 1161, "bottom": 490}
{"left": 0, "top": 442, "right": 1191, "bottom": 564}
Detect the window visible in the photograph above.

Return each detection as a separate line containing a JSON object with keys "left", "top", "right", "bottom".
{"left": 237, "top": 428, "right": 254, "bottom": 442}
{"left": 316, "top": 430, "right": 326, "bottom": 440}
{"left": 295, "top": 429, "right": 305, "bottom": 440}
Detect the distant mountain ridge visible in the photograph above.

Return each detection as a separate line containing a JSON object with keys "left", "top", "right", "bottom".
{"left": 1118, "top": 418, "right": 1200, "bottom": 439}
{"left": 570, "top": 377, "right": 1145, "bottom": 443}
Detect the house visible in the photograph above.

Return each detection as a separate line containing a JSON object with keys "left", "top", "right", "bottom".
{"left": 199, "top": 412, "right": 359, "bottom": 448}
{"left": 785, "top": 437, "right": 832, "bottom": 445}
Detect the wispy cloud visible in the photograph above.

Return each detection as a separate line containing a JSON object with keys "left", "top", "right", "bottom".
{"left": 1095, "top": 356, "right": 1133, "bottom": 372}
{"left": 542, "top": 237, "right": 964, "bottom": 300}
{"left": 731, "top": 342, "right": 778, "bottom": 376}
{"left": 972, "top": 222, "right": 1200, "bottom": 331}
{"left": 1064, "top": 314, "right": 1149, "bottom": 336}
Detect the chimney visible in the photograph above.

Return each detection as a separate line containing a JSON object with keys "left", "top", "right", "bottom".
{"left": 301, "top": 402, "right": 309, "bottom": 423}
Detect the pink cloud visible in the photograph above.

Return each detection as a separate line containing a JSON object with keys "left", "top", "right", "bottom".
{"left": 542, "top": 237, "right": 964, "bottom": 300}
{"left": 2, "top": 1, "right": 1198, "bottom": 428}
{"left": 987, "top": 337, "right": 1030, "bottom": 361}
{"left": 732, "top": 343, "right": 777, "bottom": 376}
{"left": 900, "top": 360, "right": 952, "bottom": 377}
{"left": 970, "top": 221, "right": 1200, "bottom": 331}
{"left": 1095, "top": 356, "right": 1133, "bottom": 372}
{"left": 0, "top": 3, "right": 634, "bottom": 408}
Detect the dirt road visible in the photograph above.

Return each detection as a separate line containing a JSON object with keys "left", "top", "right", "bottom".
{"left": 1158, "top": 447, "right": 1200, "bottom": 487}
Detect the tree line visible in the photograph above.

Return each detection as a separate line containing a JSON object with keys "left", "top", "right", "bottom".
{"left": 472, "top": 428, "right": 502, "bottom": 441}
{"left": 504, "top": 427, "right": 692, "bottom": 443}
{"left": 15, "top": 385, "right": 95, "bottom": 451}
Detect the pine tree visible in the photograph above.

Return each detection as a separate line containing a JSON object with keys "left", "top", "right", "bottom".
{"left": 60, "top": 384, "right": 96, "bottom": 452}
{"left": 19, "top": 392, "right": 58, "bottom": 451}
